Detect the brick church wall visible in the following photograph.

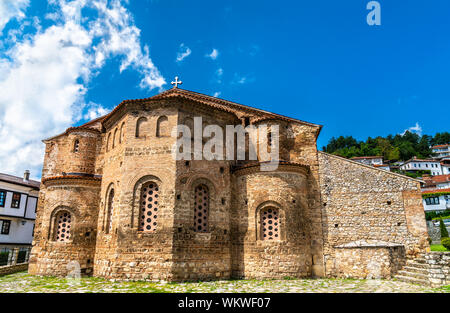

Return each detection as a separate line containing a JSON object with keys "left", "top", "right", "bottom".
{"left": 29, "top": 89, "right": 430, "bottom": 282}
{"left": 93, "top": 104, "right": 178, "bottom": 281}
{"left": 29, "top": 128, "right": 102, "bottom": 277}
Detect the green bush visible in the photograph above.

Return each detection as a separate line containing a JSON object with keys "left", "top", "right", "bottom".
{"left": 425, "top": 210, "right": 450, "bottom": 221}
{"left": 0, "top": 251, "right": 9, "bottom": 266}
{"left": 442, "top": 238, "right": 450, "bottom": 250}
{"left": 440, "top": 218, "right": 449, "bottom": 238}
{"left": 432, "top": 215, "right": 450, "bottom": 221}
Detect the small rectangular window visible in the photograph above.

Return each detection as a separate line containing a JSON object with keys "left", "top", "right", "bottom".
{"left": 11, "top": 192, "right": 21, "bottom": 208}
{"left": 1, "top": 220, "right": 11, "bottom": 235}
{"left": 0, "top": 190, "right": 6, "bottom": 207}
{"left": 426, "top": 197, "right": 440, "bottom": 205}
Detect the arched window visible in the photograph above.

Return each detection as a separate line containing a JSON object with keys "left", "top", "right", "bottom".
{"left": 194, "top": 184, "right": 209, "bottom": 232}
{"left": 106, "top": 133, "right": 111, "bottom": 152}
{"left": 139, "top": 182, "right": 159, "bottom": 232}
{"left": 106, "top": 189, "right": 114, "bottom": 234}
{"left": 156, "top": 116, "right": 169, "bottom": 137}
{"left": 136, "top": 117, "right": 148, "bottom": 138}
{"left": 260, "top": 207, "right": 280, "bottom": 240}
{"left": 113, "top": 128, "right": 118, "bottom": 148}
{"left": 54, "top": 211, "right": 72, "bottom": 242}
{"left": 73, "top": 139, "right": 80, "bottom": 153}
{"left": 119, "top": 122, "right": 125, "bottom": 143}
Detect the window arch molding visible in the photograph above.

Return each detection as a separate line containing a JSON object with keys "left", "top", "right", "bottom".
{"left": 131, "top": 175, "right": 162, "bottom": 230}
{"left": 112, "top": 128, "right": 118, "bottom": 149}
{"left": 49, "top": 206, "right": 77, "bottom": 243}
{"left": 103, "top": 183, "right": 115, "bottom": 234}
{"left": 106, "top": 132, "right": 111, "bottom": 152}
{"left": 156, "top": 115, "right": 169, "bottom": 137}
{"left": 135, "top": 117, "right": 148, "bottom": 138}
{"left": 119, "top": 122, "right": 125, "bottom": 143}
{"left": 255, "top": 201, "right": 285, "bottom": 241}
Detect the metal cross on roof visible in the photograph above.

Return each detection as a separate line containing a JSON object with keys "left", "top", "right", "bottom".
{"left": 171, "top": 76, "right": 183, "bottom": 88}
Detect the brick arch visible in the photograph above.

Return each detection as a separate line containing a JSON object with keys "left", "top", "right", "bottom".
{"left": 135, "top": 117, "right": 148, "bottom": 138}
{"left": 156, "top": 115, "right": 169, "bottom": 137}
{"left": 105, "top": 185, "right": 115, "bottom": 234}
{"left": 49, "top": 206, "right": 77, "bottom": 242}
{"left": 189, "top": 177, "right": 217, "bottom": 233}
{"left": 112, "top": 128, "right": 118, "bottom": 149}
{"left": 255, "top": 201, "right": 286, "bottom": 241}
{"left": 119, "top": 122, "right": 125, "bottom": 143}
{"left": 106, "top": 132, "right": 111, "bottom": 152}
{"left": 130, "top": 175, "right": 163, "bottom": 230}
{"left": 185, "top": 175, "right": 218, "bottom": 195}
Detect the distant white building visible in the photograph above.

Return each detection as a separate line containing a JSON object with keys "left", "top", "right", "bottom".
{"left": 0, "top": 171, "right": 39, "bottom": 261}
{"left": 431, "top": 144, "right": 450, "bottom": 159}
{"left": 422, "top": 188, "right": 450, "bottom": 212}
{"left": 400, "top": 157, "right": 442, "bottom": 176}
{"left": 350, "top": 156, "right": 390, "bottom": 171}
{"left": 441, "top": 157, "right": 450, "bottom": 175}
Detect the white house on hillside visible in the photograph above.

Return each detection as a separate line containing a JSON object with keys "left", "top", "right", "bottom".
{"left": 350, "top": 156, "right": 390, "bottom": 171}
{"left": 400, "top": 157, "right": 442, "bottom": 176}
{"left": 432, "top": 144, "right": 450, "bottom": 159}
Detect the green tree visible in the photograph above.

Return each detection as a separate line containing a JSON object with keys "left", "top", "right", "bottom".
{"left": 432, "top": 132, "right": 450, "bottom": 146}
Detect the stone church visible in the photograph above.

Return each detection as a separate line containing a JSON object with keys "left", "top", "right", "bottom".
{"left": 29, "top": 85, "right": 429, "bottom": 281}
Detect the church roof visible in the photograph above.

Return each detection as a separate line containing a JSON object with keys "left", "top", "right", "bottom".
{"left": 102, "top": 87, "right": 322, "bottom": 129}
{"left": 45, "top": 87, "right": 323, "bottom": 141}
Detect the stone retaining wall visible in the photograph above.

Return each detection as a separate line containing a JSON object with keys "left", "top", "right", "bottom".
{"left": 425, "top": 252, "right": 450, "bottom": 287}
{"left": 334, "top": 242, "right": 405, "bottom": 279}
{"left": 0, "top": 263, "right": 28, "bottom": 276}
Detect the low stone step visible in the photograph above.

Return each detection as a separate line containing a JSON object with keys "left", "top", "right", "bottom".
{"left": 402, "top": 266, "right": 429, "bottom": 275}
{"left": 406, "top": 260, "right": 429, "bottom": 268}
{"left": 396, "top": 270, "right": 428, "bottom": 279}
{"left": 394, "top": 275, "right": 430, "bottom": 286}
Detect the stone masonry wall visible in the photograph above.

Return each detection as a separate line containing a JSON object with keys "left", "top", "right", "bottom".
{"left": 93, "top": 103, "right": 178, "bottom": 281}
{"left": 318, "top": 152, "right": 429, "bottom": 278}
{"left": 30, "top": 125, "right": 103, "bottom": 277}
{"left": 29, "top": 181, "right": 101, "bottom": 277}
{"left": 232, "top": 168, "right": 312, "bottom": 279}
{"left": 334, "top": 245, "right": 405, "bottom": 279}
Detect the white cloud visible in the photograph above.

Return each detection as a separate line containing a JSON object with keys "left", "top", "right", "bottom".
{"left": 205, "top": 48, "right": 219, "bottom": 60}
{"left": 232, "top": 73, "right": 254, "bottom": 85}
{"left": 0, "top": 0, "right": 29, "bottom": 34}
{"left": 401, "top": 122, "right": 423, "bottom": 136}
{"left": 83, "top": 102, "right": 110, "bottom": 121}
{"left": 213, "top": 91, "right": 221, "bottom": 98}
{"left": 176, "top": 43, "right": 191, "bottom": 62}
{"left": 0, "top": 0, "right": 165, "bottom": 179}
{"left": 215, "top": 67, "right": 223, "bottom": 83}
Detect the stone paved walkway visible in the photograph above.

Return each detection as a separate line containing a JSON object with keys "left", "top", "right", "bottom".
{"left": 0, "top": 272, "right": 448, "bottom": 293}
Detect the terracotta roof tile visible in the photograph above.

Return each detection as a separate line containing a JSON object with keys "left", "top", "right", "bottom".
{"left": 422, "top": 187, "right": 450, "bottom": 194}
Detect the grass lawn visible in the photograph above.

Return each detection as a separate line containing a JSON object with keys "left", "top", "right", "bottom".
{"left": 0, "top": 272, "right": 449, "bottom": 293}
{"left": 430, "top": 244, "right": 448, "bottom": 252}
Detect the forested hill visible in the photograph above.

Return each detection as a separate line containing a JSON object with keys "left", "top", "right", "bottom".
{"left": 322, "top": 132, "right": 450, "bottom": 162}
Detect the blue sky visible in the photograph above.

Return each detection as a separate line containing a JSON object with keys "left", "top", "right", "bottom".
{"left": 0, "top": 0, "right": 449, "bottom": 178}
